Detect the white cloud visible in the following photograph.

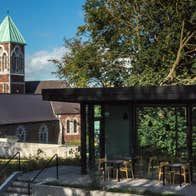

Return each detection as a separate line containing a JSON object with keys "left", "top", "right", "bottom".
{"left": 25, "top": 47, "right": 68, "bottom": 81}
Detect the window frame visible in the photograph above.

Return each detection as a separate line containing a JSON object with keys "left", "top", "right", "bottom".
{"left": 39, "top": 124, "right": 48, "bottom": 143}
{"left": 66, "top": 118, "right": 79, "bottom": 135}
{"left": 16, "top": 126, "right": 26, "bottom": 142}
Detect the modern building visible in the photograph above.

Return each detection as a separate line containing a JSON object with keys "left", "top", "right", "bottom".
{"left": 43, "top": 85, "right": 196, "bottom": 181}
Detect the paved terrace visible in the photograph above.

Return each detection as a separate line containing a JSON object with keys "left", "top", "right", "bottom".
{"left": 19, "top": 166, "right": 196, "bottom": 196}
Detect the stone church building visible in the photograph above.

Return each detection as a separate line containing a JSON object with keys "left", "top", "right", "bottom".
{"left": 0, "top": 15, "right": 80, "bottom": 144}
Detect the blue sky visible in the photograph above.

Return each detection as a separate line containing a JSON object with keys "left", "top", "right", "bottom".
{"left": 0, "top": 0, "right": 86, "bottom": 80}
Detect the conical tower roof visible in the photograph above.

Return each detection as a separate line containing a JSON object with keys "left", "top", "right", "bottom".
{"left": 0, "top": 16, "right": 26, "bottom": 45}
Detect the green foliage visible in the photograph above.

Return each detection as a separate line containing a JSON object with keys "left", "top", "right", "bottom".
{"left": 52, "top": 38, "right": 130, "bottom": 87}
{"left": 52, "top": 0, "right": 195, "bottom": 87}
{"left": 94, "top": 105, "right": 101, "bottom": 118}
{"left": 137, "top": 107, "right": 187, "bottom": 158}
{"left": 66, "top": 140, "right": 80, "bottom": 146}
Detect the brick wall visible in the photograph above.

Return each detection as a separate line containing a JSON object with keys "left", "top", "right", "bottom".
{"left": 59, "top": 114, "right": 80, "bottom": 144}
{"left": 1, "top": 43, "right": 9, "bottom": 52}
{"left": 0, "top": 43, "right": 10, "bottom": 87}
{"left": 0, "top": 75, "right": 9, "bottom": 82}
{"left": 0, "top": 120, "right": 60, "bottom": 144}
{"left": 0, "top": 75, "right": 9, "bottom": 93}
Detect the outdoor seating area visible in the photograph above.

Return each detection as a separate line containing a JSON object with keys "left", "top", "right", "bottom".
{"left": 16, "top": 166, "right": 196, "bottom": 196}
{"left": 97, "top": 158, "right": 134, "bottom": 181}
{"left": 97, "top": 155, "right": 193, "bottom": 187}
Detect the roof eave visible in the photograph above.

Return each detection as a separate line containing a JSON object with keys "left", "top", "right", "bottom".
{"left": 0, "top": 41, "right": 26, "bottom": 45}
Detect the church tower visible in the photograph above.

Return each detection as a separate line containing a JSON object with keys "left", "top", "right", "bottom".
{"left": 0, "top": 15, "right": 26, "bottom": 94}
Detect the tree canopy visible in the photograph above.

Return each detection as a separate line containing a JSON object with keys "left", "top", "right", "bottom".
{"left": 52, "top": 0, "right": 196, "bottom": 87}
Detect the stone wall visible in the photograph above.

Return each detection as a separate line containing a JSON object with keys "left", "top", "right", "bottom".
{"left": 0, "top": 140, "right": 80, "bottom": 159}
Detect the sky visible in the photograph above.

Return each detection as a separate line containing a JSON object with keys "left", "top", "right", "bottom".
{"left": 0, "top": 0, "right": 86, "bottom": 80}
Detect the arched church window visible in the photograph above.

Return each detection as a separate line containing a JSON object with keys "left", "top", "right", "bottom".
{"left": 39, "top": 124, "right": 48, "bottom": 143}
{"left": 66, "top": 120, "right": 70, "bottom": 133}
{"left": 11, "top": 52, "right": 17, "bottom": 73}
{"left": 18, "top": 54, "right": 23, "bottom": 73}
{"left": 2, "top": 53, "right": 8, "bottom": 71}
{"left": 0, "top": 46, "right": 3, "bottom": 54}
{"left": 0, "top": 56, "right": 2, "bottom": 72}
{"left": 16, "top": 126, "right": 26, "bottom": 142}
{"left": 11, "top": 47, "right": 24, "bottom": 74}
{"left": 73, "top": 119, "right": 78, "bottom": 133}
{"left": 2, "top": 83, "right": 9, "bottom": 93}
{"left": 0, "top": 47, "right": 3, "bottom": 71}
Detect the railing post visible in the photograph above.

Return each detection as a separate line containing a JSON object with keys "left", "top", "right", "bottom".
{"left": 56, "top": 154, "right": 59, "bottom": 179}
{"left": 18, "top": 152, "right": 21, "bottom": 171}
{"left": 28, "top": 182, "right": 31, "bottom": 196}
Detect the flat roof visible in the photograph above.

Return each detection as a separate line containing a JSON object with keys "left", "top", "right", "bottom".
{"left": 42, "top": 85, "right": 196, "bottom": 104}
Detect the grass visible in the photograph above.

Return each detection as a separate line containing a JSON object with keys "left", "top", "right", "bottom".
{"left": 66, "top": 140, "right": 80, "bottom": 146}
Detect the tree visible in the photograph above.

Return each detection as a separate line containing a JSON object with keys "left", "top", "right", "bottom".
{"left": 52, "top": 38, "right": 131, "bottom": 87}
{"left": 53, "top": 0, "right": 196, "bottom": 87}
{"left": 137, "top": 107, "right": 187, "bottom": 157}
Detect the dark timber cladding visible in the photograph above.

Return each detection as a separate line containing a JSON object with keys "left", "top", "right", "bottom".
{"left": 80, "top": 103, "right": 86, "bottom": 174}
{"left": 42, "top": 85, "right": 196, "bottom": 104}
{"left": 88, "top": 104, "right": 95, "bottom": 170}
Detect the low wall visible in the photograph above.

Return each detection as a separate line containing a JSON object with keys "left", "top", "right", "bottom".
{"left": 0, "top": 141, "right": 80, "bottom": 159}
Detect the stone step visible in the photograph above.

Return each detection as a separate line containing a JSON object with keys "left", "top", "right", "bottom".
{"left": 11, "top": 180, "right": 29, "bottom": 188}
{"left": 6, "top": 186, "right": 30, "bottom": 194}
{"left": 16, "top": 177, "right": 32, "bottom": 182}
{"left": 3, "top": 192, "right": 29, "bottom": 196}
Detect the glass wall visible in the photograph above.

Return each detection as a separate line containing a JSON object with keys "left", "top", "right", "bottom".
{"left": 192, "top": 106, "right": 196, "bottom": 181}
{"left": 94, "top": 105, "right": 102, "bottom": 160}
{"left": 136, "top": 106, "right": 188, "bottom": 177}
{"left": 85, "top": 104, "right": 102, "bottom": 170}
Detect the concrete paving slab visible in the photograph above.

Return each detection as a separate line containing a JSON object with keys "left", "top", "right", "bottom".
{"left": 20, "top": 166, "right": 196, "bottom": 196}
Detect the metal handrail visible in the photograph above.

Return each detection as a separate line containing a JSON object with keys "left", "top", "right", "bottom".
{"left": 0, "top": 152, "right": 21, "bottom": 176}
{"left": 27, "top": 154, "right": 59, "bottom": 195}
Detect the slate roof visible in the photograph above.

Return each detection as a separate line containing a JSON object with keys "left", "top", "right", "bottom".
{"left": 51, "top": 102, "right": 80, "bottom": 115}
{"left": 0, "top": 16, "right": 26, "bottom": 44}
{"left": 25, "top": 80, "right": 67, "bottom": 95}
{"left": 0, "top": 94, "right": 57, "bottom": 125}
{"left": 25, "top": 80, "right": 80, "bottom": 115}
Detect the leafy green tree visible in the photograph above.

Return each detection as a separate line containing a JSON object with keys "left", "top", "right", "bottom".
{"left": 52, "top": 38, "right": 130, "bottom": 87}
{"left": 52, "top": 0, "right": 195, "bottom": 87}
{"left": 137, "top": 107, "right": 187, "bottom": 157}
